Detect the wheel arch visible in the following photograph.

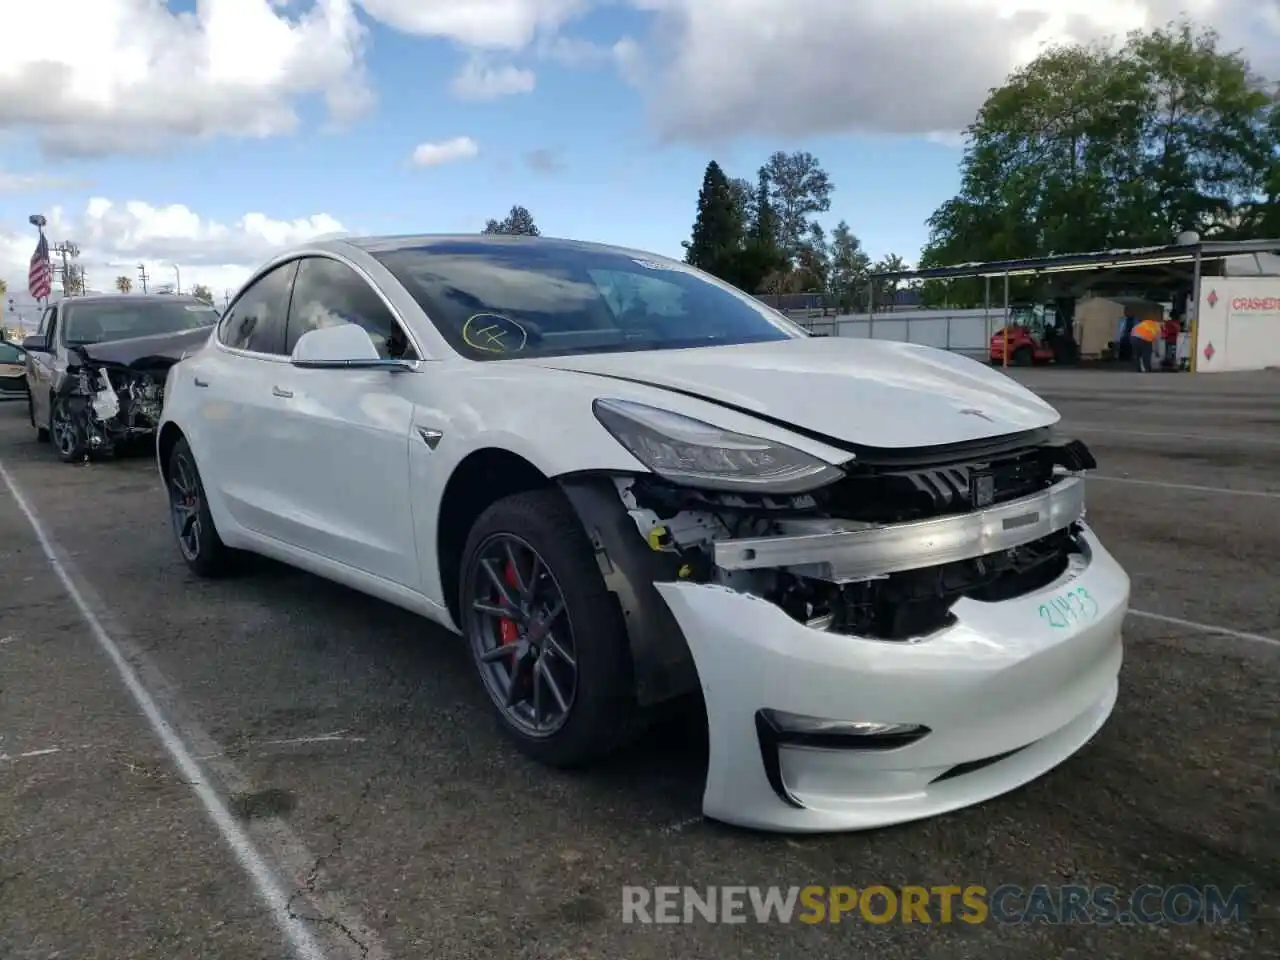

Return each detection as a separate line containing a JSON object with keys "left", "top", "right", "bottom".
{"left": 157, "top": 420, "right": 186, "bottom": 486}
{"left": 435, "top": 451, "right": 699, "bottom": 709}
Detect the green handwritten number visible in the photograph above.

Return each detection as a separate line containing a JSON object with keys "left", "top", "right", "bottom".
{"left": 1041, "top": 588, "right": 1100, "bottom": 629}
{"left": 1039, "top": 603, "right": 1068, "bottom": 629}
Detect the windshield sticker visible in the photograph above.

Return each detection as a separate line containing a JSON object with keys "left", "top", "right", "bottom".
{"left": 631, "top": 258, "right": 684, "bottom": 272}
{"left": 462, "top": 313, "right": 528, "bottom": 354}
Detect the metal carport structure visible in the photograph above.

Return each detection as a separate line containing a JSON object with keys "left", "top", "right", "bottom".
{"left": 868, "top": 238, "right": 1280, "bottom": 371}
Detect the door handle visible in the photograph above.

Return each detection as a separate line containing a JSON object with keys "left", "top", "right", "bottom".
{"left": 193, "top": 376, "right": 209, "bottom": 388}
{"left": 272, "top": 385, "right": 293, "bottom": 398}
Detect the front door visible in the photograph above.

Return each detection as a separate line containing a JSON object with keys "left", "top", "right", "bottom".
{"left": 262, "top": 255, "right": 421, "bottom": 588}
{"left": 27, "top": 305, "right": 59, "bottom": 425}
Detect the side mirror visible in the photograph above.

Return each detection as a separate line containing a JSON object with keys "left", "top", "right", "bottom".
{"left": 290, "top": 323, "right": 412, "bottom": 371}
{"left": 22, "top": 335, "right": 49, "bottom": 353}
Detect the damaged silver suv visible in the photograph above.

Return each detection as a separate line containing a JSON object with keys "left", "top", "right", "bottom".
{"left": 24, "top": 294, "right": 218, "bottom": 463}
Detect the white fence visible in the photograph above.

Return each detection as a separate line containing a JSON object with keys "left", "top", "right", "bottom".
{"left": 786, "top": 308, "right": 1002, "bottom": 358}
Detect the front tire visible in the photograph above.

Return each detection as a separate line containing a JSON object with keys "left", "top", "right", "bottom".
{"left": 459, "top": 488, "right": 637, "bottom": 768}
{"left": 1011, "top": 345, "right": 1034, "bottom": 367}
{"left": 166, "top": 435, "right": 237, "bottom": 577}
{"left": 49, "top": 396, "right": 88, "bottom": 462}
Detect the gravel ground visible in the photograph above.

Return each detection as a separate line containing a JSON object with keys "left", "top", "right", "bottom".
{"left": 0, "top": 366, "right": 1275, "bottom": 960}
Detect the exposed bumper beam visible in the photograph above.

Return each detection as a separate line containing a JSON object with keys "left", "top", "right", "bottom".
{"left": 712, "top": 476, "right": 1086, "bottom": 582}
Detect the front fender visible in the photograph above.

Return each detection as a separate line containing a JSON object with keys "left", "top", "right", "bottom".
{"left": 557, "top": 474, "right": 700, "bottom": 707}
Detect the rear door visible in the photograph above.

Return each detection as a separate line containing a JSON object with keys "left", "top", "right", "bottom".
{"left": 187, "top": 261, "right": 299, "bottom": 536}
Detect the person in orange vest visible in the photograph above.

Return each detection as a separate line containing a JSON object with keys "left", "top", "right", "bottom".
{"left": 1130, "top": 314, "right": 1162, "bottom": 372}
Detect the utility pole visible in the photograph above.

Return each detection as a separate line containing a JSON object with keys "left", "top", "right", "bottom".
{"left": 51, "top": 241, "right": 80, "bottom": 296}
{"left": 171, "top": 263, "right": 181, "bottom": 295}
{"left": 223, "top": 289, "right": 232, "bottom": 311}
{"left": 137, "top": 263, "right": 150, "bottom": 294}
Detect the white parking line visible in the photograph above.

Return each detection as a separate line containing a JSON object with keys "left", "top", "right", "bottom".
{"left": 0, "top": 459, "right": 353, "bottom": 960}
{"left": 1090, "top": 475, "right": 1280, "bottom": 499}
{"left": 1067, "top": 425, "right": 1280, "bottom": 447}
{"left": 1128, "top": 609, "right": 1280, "bottom": 649}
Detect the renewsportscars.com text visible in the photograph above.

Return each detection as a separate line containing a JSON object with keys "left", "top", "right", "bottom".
{"left": 621, "top": 884, "right": 1250, "bottom": 925}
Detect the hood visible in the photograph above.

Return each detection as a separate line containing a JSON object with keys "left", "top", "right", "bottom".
{"left": 74, "top": 327, "right": 214, "bottom": 370}
{"left": 527, "top": 337, "right": 1059, "bottom": 449}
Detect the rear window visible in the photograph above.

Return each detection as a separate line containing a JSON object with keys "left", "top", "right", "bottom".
{"left": 370, "top": 240, "right": 805, "bottom": 360}
{"left": 63, "top": 300, "right": 219, "bottom": 346}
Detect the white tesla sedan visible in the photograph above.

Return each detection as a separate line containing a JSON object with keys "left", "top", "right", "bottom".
{"left": 157, "top": 235, "right": 1129, "bottom": 833}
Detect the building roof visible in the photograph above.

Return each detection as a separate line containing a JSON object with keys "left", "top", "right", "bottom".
{"left": 870, "top": 238, "right": 1280, "bottom": 282}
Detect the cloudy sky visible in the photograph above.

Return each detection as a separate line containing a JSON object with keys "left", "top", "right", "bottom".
{"left": 1, "top": 0, "right": 1276, "bottom": 305}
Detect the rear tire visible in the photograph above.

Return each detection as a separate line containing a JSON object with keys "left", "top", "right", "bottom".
{"left": 1011, "top": 345, "right": 1034, "bottom": 367}
{"left": 459, "top": 488, "right": 638, "bottom": 768}
{"left": 166, "top": 435, "right": 238, "bottom": 577}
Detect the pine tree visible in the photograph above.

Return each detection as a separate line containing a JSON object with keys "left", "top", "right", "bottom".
{"left": 683, "top": 161, "right": 742, "bottom": 279}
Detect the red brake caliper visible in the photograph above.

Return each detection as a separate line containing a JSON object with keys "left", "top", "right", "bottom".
{"left": 498, "top": 560, "right": 520, "bottom": 646}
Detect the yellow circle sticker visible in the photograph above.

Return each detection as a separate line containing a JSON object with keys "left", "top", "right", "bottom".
{"left": 462, "top": 313, "right": 528, "bottom": 353}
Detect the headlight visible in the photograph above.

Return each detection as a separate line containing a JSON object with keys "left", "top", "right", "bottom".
{"left": 592, "top": 398, "right": 846, "bottom": 493}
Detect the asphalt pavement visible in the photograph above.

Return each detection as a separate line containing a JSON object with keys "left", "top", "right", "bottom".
{"left": 1, "top": 366, "right": 1276, "bottom": 960}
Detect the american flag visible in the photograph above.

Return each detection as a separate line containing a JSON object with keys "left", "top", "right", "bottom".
{"left": 28, "top": 230, "right": 53, "bottom": 300}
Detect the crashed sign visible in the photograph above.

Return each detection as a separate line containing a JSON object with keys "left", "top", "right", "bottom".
{"left": 1231, "top": 297, "right": 1280, "bottom": 311}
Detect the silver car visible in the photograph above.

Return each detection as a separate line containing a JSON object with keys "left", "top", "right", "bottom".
{"left": 24, "top": 294, "right": 218, "bottom": 462}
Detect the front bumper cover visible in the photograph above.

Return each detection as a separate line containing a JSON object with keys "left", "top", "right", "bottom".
{"left": 654, "top": 525, "right": 1128, "bottom": 833}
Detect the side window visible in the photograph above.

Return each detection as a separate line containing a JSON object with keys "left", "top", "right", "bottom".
{"left": 286, "top": 257, "right": 418, "bottom": 360}
{"left": 0, "top": 342, "right": 22, "bottom": 362}
{"left": 38, "top": 306, "right": 57, "bottom": 341}
{"left": 218, "top": 261, "right": 298, "bottom": 355}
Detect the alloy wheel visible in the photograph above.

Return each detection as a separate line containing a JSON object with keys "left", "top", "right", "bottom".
{"left": 50, "top": 400, "right": 81, "bottom": 458}
{"left": 466, "top": 533, "right": 579, "bottom": 738}
{"left": 169, "top": 452, "right": 203, "bottom": 561}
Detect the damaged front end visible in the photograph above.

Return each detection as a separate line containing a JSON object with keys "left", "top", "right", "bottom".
{"left": 53, "top": 329, "right": 209, "bottom": 460}
{"left": 562, "top": 428, "right": 1123, "bottom": 831}
{"left": 562, "top": 429, "right": 1100, "bottom": 703}
{"left": 623, "top": 434, "right": 1097, "bottom": 641}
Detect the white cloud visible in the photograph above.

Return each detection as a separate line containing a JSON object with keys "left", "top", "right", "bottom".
{"left": 0, "top": 199, "right": 346, "bottom": 306}
{"left": 0, "top": 0, "right": 372, "bottom": 157}
{"left": 355, "top": 0, "right": 590, "bottom": 49}
{"left": 451, "top": 59, "right": 537, "bottom": 100}
{"left": 411, "top": 136, "right": 481, "bottom": 166}
{"left": 627, "top": 0, "right": 1280, "bottom": 141}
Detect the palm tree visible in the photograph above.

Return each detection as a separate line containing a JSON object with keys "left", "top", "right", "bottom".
{"left": 116, "top": 275, "right": 132, "bottom": 294}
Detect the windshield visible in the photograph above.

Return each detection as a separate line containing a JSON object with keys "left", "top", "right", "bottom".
{"left": 63, "top": 300, "right": 219, "bottom": 346}
{"left": 371, "top": 241, "right": 807, "bottom": 360}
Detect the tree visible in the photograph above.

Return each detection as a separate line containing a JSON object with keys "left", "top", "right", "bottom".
{"left": 793, "top": 222, "right": 829, "bottom": 292}
{"left": 829, "top": 222, "right": 872, "bottom": 310}
{"left": 735, "top": 169, "right": 788, "bottom": 294}
{"left": 483, "top": 204, "right": 541, "bottom": 236}
{"left": 762, "top": 151, "right": 834, "bottom": 260}
{"left": 921, "top": 20, "right": 1280, "bottom": 304}
{"left": 871, "top": 253, "right": 908, "bottom": 309}
{"left": 683, "top": 161, "right": 744, "bottom": 281}
{"left": 116, "top": 275, "right": 132, "bottom": 294}
{"left": 189, "top": 283, "right": 214, "bottom": 304}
